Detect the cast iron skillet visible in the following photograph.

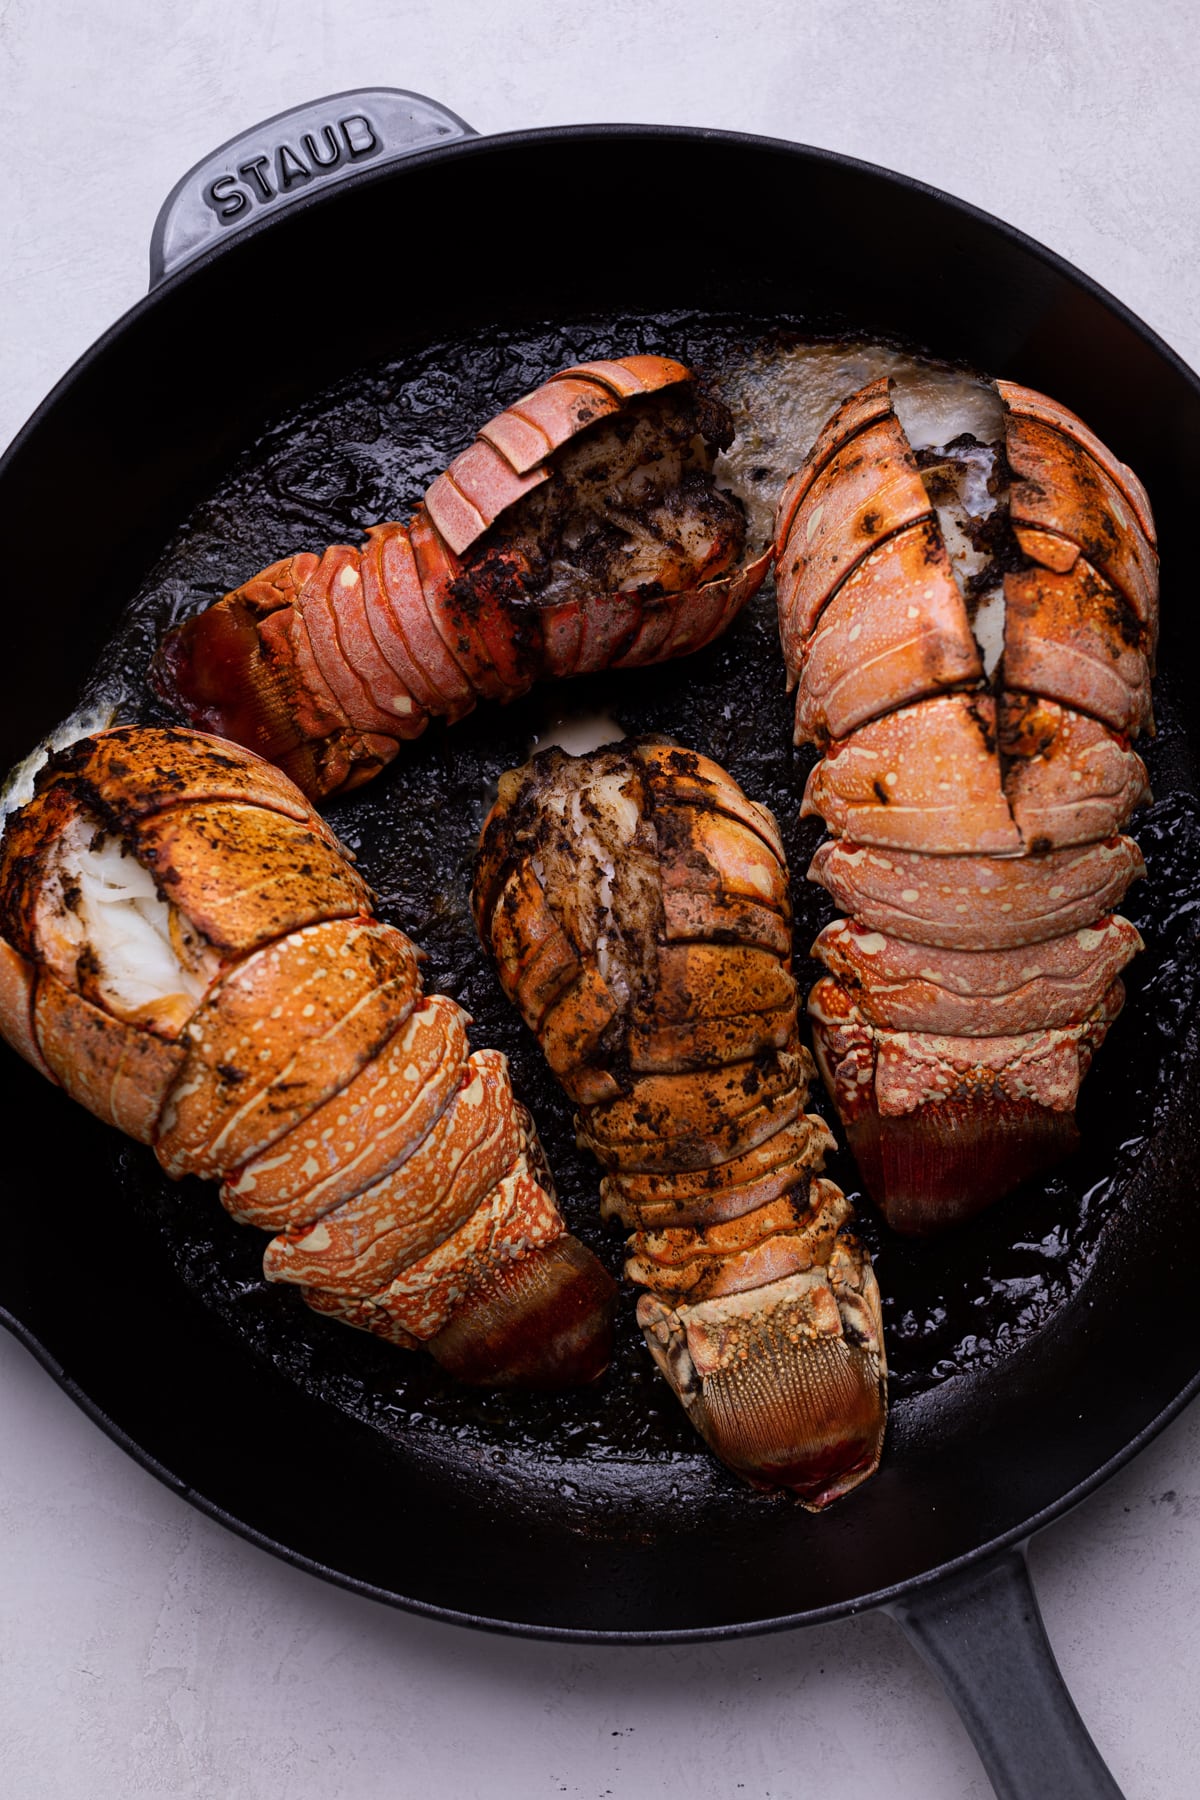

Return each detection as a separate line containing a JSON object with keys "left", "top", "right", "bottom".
{"left": 4, "top": 90, "right": 1199, "bottom": 1800}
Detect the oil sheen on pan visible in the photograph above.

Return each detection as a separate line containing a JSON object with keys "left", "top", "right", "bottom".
{"left": 8, "top": 314, "right": 1197, "bottom": 1531}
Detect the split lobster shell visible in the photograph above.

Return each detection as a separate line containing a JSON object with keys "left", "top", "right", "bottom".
{"left": 156, "top": 356, "right": 770, "bottom": 801}
{"left": 473, "top": 738, "right": 886, "bottom": 1508}
{"left": 0, "top": 726, "right": 615, "bottom": 1385}
{"left": 774, "top": 376, "right": 1157, "bottom": 1233}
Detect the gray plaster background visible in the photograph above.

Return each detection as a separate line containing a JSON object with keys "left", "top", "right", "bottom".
{"left": 1, "top": 2, "right": 1198, "bottom": 1795}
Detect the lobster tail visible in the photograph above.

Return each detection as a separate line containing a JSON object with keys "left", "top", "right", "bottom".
{"left": 637, "top": 1239, "right": 886, "bottom": 1507}
{"left": 0, "top": 726, "right": 615, "bottom": 1387}
{"left": 473, "top": 738, "right": 886, "bottom": 1506}
{"left": 156, "top": 358, "right": 770, "bottom": 801}
{"left": 776, "top": 375, "right": 1158, "bottom": 1232}
{"left": 427, "top": 1232, "right": 618, "bottom": 1388}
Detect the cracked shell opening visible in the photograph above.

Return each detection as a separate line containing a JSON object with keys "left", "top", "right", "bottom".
{"left": 36, "top": 813, "right": 218, "bottom": 1036}
{"left": 463, "top": 387, "right": 748, "bottom": 610}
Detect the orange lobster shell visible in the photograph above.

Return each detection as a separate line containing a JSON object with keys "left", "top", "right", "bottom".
{"left": 473, "top": 739, "right": 886, "bottom": 1508}
{"left": 0, "top": 727, "right": 615, "bottom": 1386}
{"left": 157, "top": 356, "right": 770, "bottom": 801}
{"left": 775, "top": 377, "right": 1157, "bottom": 1233}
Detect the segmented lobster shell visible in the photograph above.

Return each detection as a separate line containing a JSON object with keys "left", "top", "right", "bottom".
{"left": 775, "top": 378, "right": 1158, "bottom": 1232}
{"left": 0, "top": 727, "right": 615, "bottom": 1386}
{"left": 473, "top": 739, "right": 886, "bottom": 1508}
{"left": 156, "top": 357, "right": 770, "bottom": 801}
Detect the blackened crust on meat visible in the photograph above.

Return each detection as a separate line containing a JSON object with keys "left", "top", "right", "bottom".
{"left": 456, "top": 387, "right": 748, "bottom": 614}
{"left": 476, "top": 742, "right": 663, "bottom": 1080}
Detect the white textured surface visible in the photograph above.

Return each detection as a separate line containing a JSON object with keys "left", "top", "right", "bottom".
{"left": 2, "top": 4, "right": 1199, "bottom": 1795}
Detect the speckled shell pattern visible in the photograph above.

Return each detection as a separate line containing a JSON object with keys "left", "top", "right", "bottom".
{"left": 0, "top": 727, "right": 599, "bottom": 1362}
{"left": 473, "top": 741, "right": 887, "bottom": 1506}
{"left": 774, "top": 377, "right": 1158, "bottom": 1233}
{"left": 157, "top": 356, "right": 770, "bottom": 802}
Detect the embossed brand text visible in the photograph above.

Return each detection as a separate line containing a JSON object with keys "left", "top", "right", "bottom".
{"left": 203, "top": 115, "right": 381, "bottom": 220}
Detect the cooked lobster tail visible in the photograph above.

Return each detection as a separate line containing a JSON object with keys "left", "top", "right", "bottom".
{"left": 0, "top": 726, "right": 615, "bottom": 1386}
{"left": 156, "top": 356, "right": 771, "bottom": 801}
{"left": 473, "top": 738, "right": 886, "bottom": 1507}
{"left": 775, "top": 376, "right": 1157, "bottom": 1233}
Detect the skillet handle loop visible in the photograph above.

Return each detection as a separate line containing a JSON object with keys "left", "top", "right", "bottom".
{"left": 889, "top": 1547, "right": 1125, "bottom": 1800}
{"left": 148, "top": 88, "right": 476, "bottom": 287}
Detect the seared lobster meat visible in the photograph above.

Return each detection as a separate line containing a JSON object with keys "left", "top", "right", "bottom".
{"left": 0, "top": 726, "right": 615, "bottom": 1386}
{"left": 775, "top": 376, "right": 1157, "bottom": 1233}
{"left": 473, "top": 739, "right": 886, "bottom": 1507}
{"left": 157, "top": 357, "right": 770, "bottom": 801}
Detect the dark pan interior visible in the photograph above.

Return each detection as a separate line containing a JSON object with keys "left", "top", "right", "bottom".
{"left": 2, "top": 128, "right": 1199, "bottom": 1638}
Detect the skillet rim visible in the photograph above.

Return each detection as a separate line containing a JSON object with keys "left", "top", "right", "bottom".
{"left": 6, "top": 121, "right": 1200, "bottom": 481}
{"left": 5, "top": 1293, "right": 1196, "bottom": 1644}
{"left": 2, "top": 119, "right": 1198, "bottom": 1642}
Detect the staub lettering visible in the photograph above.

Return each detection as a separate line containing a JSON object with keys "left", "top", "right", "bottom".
{"left": 202, "top": 114, "right": 381, "bottom": 222}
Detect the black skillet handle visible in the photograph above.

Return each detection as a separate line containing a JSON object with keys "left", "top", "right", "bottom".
{"left": 148, "top": 88, "right": 476, "bottom": 287}
{"left": 890, "top": 1547, "right": 1125, "bottom": 1800}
